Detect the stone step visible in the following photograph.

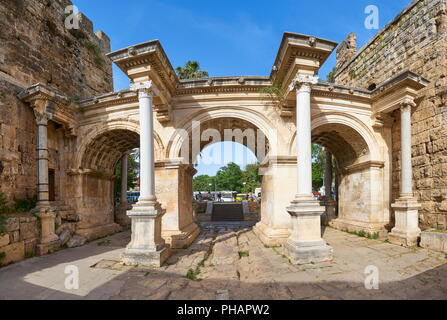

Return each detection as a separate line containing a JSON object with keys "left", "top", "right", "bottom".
{"left": 212, "top": 203, "right": 244, "bottom": 222}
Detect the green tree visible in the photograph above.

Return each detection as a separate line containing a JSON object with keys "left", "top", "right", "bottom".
{"left": 242, "top": 163, "right": 262, "bottom": 193}
{"left": 312, "top": 144, "right": 326, "bottom": 191}
{"left": 326, "top": 66, "right": 337, "bottom": 83}
{"left": 259, "top": 85, "right": 286, "bottom": 108}
{"left": 193, "top": 175, "right": 215, "bottom": 192}
{"left": 114, "top": 150, "right": 140, "bottom": 198}
{"left": 176, "top": 61, "right": 209, "bottom": 80}
{"left": 215, "top": 162, "right": 244, "bottom": 192}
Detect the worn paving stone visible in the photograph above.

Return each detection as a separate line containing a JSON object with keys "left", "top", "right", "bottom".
{"left": 0, "top": 227, "right": 446, "bottom": 300}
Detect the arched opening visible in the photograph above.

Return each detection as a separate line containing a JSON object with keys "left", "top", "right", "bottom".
{"left": 69, "top": 128, "right": 141, "bottom": 240}
{"left": 309, "top": 121, "right": 387, "bottom": 236}
{"left": 168, "top": 116, "right": 270, "bottom": 226}
{"left": 193, "top": 141, "right": 262, "bottom": 223}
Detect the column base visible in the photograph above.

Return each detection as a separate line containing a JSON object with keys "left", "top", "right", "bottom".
{"left": 285, "top": 195, "right": 333, "bottom": 265}
{"left": 121, "top": 246, "right": 170, "bottom": 268}
{"left": 36, "top": 240, "right": 61, "bottom": 256}
{"left": 321, "top": 199, "right": 337, "bottom": 225}
{"left": 115, "top": 203, "right": 132, "bottom": 229}
{"left": 162, "top": 222, "right": 201, "bottom": 249}
{"left": 285, "top": 239, "right": 333, "bottom": 265}
{"left": 389, "top": 197, "right": 421, "bottom": 247}
{"left": 253, "top": 221, "right": 291, "bottom": 246}
{"left": 122, "top": 200, "right": 171, "bottom": 267}
{"left": 329, "top": 218, "right": 389, "bottom": 239}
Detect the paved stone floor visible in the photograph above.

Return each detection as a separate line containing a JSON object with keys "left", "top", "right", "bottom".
{"left": 0, "top": 225, "right": 446, "bottom": 300}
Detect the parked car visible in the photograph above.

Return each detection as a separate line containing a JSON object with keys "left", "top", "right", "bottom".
{"left": 127, "top": 191, "right": 140, "bottom": 203}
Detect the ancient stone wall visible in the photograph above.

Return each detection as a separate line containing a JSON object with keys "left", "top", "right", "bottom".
{"left": 0, "top": 0, "right": 113, "bottom": 202}
{"left": 335, "top": 0, "right": 447, "bottom": 229}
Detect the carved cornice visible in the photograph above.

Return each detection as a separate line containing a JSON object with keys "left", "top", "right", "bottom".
{"left": 66, "top": 168, "right": 116, "bottom": 180}
{"left": 372, "top": 112, "right": 395, "bottom": 130}
{"left": 271, "top": 32, "right": 338, "bottom": 86}
{"left": 18, "top": 83, "right": 70, "bottom": 107}
{"left": 18, "top": 83, "right": 77, "bottom": 131}
{"left": 107, "top": 40, "right": 177, "bottom": 96}
{"left": 343, "top": 160, "right": 385, "bottom": 174}
{"left": 372, "top": 70, "right": 429, "bottom": 114}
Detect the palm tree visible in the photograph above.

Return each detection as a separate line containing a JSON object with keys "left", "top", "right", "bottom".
{"left": 176, "top": 61, "right": 209, "bottom": 80}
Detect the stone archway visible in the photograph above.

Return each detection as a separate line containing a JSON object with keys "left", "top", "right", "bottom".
{"left": 67, "top": 121, "right": 165, "bottom": 241}
{"left": 287, "top": 112, "right": 389, "bottom": 236}
{"left": 160, "top": 109, "right": 274, "bottom": 247}
{"left": 166, "top": 106, "right": 280, "bottom": 162}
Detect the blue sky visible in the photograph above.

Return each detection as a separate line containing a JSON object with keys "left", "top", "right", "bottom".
{"left": 73, "top": 0, "right": 412, "bottom": 175}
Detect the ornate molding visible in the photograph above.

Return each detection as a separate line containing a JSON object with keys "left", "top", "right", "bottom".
{"left": 34, "top": 109, "right": 52, "bottom": 126}
{"left": 130, "top": 80, "right": 160, "bottom": 98}
{"left": 372, "top": 112, "right": 394, "bottom": 129}
{"left": 289, "top": 74, "right": 319, "bottom": 92}
{"left": 400, "top": 97, "right": 417, "bottom": 110}
{"left": 130, "top": 81, "right": 172, "bottom": 123}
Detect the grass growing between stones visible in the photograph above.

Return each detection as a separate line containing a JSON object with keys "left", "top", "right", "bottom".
{"left": 186, "top": 268, "right": 201, "bottom": 281}
{"left": 343, "top": 229, "right": 380, "bottom": 240}
{"left": 264, "top": 245, "right": 281, "bottom": 249}
{"left": 238, "top": 251, "right": 249, "bottom": 259}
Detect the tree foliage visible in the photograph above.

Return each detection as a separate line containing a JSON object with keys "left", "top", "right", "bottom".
{"left": 193, "top": 162, "right": 262, "bottom": 193}
{"left": 176, "top": 61, "right": 209, "bottom": 80}
{"left": 312, "top": 144, "right": 326, "bottom": 191}
{"left": 192, "top": 175, "right": 215, "bottom": 192}
{"left": 216, "top": 162, "right": 244, "bottom": 192}
{"left": 259, "top": 85, "right": 286, "bottom": 108}
{"left": 242, "top": 163, "right": 262, "bottom": 193}
{"left": 326, "top": 66, "right": 337, "bottom": 83}
{"left": 115, "top": 150, "right": 140, "bottom": 197}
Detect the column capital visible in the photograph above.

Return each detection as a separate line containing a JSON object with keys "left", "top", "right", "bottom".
{"left": 289, "top": 74, "right": 319, "bottom": 92}
{"left": 130, "top": 80, "right": 159, "bottom": 99}
{"left": 400, "top": 98, "right": 417, "bottom": 110}
{"left": 34, "top": 109, "right": 52, "bottom": 126}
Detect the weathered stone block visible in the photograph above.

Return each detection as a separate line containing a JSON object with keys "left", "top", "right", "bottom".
{"left": 0, "top": 241, "right": 25, "bottom": 265}
{"left": 66, "top": 235, "right": 87, "bottom": 248}
{"left": 24, "top": 238, "right": 37, "bottom": 257}
{"left": 0, "top": 234, "right": 9, "bottom": 247}
{"left": 420, "top": 230, "right": 447, "bottom": 253}
{"left": 59, "top": 229, "right": 71, "bottom": 246}
{"left": 19, "top": 221, "right": 38, "bottom": 241}
{"left": 9, "top": 230, "right": 19, "bottom": 243}
{"left": 5, "top": 217, "right": 19, "bottom": 232}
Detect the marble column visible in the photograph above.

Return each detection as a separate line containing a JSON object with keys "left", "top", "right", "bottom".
{"left": 116, "top": 154, "right": 131, "bottom": 228}
{"left": 323, "top": 149, "right": 336, "bottom": 224}
{"left": 120, "top": 155, "right": 128, "bottom": 206}
{"left": 389, "top": 99, "right": 421, "bottom": 247}
{"left": 34, "top": 109, "right": 59, "bottom": 253}
{"left": 285, "top": 74, "right": 333, "bottom": 264}
{"left": 34, "top": 110, "right": 51, "bottom": 208}
{"left": 122, "top": 81, "right": 170, "bottom": 267}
